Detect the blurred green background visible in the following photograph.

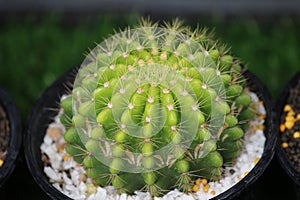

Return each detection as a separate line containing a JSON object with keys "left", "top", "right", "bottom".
{"left": 0, "top": 13, "right": 299, "bottom": 120}
{"left": 0, "top": 4, "right": 300, "bottom": 199}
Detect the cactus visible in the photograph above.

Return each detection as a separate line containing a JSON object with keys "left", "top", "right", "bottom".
{"left": 60, "top": 19, "right": 256, "bottom": 197}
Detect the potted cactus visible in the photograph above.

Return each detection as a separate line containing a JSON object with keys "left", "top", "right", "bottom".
{"left": 25, "top": 19, "right": 276, "bottom": 199}
{"left": 277, "top": 72, "right": 300, "bottom": 198}
{"left": 0, "top": 87, "right": 22, "bottom": 188}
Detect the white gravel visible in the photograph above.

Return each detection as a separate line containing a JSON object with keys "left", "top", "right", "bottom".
{"left": 41, "top": 91, "right": 266, "bottom": 200}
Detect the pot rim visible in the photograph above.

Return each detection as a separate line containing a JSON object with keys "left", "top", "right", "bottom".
{"left": 0, "top": 87, "right": 22, "bottom": 188}
{"left": 276, "top": 71, "right": 300, "bottom": 188}
{"left": 24, "top": 67, "right": 78, "bottom": 200}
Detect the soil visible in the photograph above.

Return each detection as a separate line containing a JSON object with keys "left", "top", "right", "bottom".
{"left": 280, "top": 79, "right": 300, "bottom": 172}
{"left": 0, "top": 104, "right": 10, "bottom": 164}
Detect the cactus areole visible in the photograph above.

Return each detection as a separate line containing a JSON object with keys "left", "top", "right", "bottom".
{"left": 60, "top": 19, "right": 255, "bottom": 197}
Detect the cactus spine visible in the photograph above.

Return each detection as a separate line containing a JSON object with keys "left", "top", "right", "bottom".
{"left": 60, "top": 19, "right": 255, "bottom": 197}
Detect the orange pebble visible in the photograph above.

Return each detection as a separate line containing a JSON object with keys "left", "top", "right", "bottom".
{"left": 285, "top": 121, "right": 295, "bottom": 130}
{"left": 288, "top": 111, "right": 295, "bottom": 116}
{"left": 282, "top": 142, "right": 288, "bottom": 148}
{"left": 280, "top": 124, "right": 286, "bottom": 132}
{"left": 63, "top": 154, "right": 70, "bottom": 161}
{"left": 192, "top": 184, "right": 200, "bottom": 192}
{"left": 56, "top": 143, "right": 65, "bottom": 153}
{"left": 201, "top": 178, "right": 208, "bottom": 185}
{"left": 251, "top": 125, "right": 258, "bottom": 131}
{"left": 244, "top": 171, "right": 249, "bottom": 176}
{"left": 203, "top": 184, "right": 210, "bottom": 193}
{"left": 210, "top": 190, "right": 216, "bottom": 195}
{"left": 293, "top": 131, "right": 300, "bottom": 139}
{"left": 284, "top": 105, "right": 293, "bottom": 112}
{"left": 251, "top": 125, "right": 265, "bottom": 131}
{"left": 285, "top": 116, "right": 295, "bottom": 122}
{"left": 259, "top": 114, "right": 266, "bottom": 120}
{"left": 195, "top": 178, "right": 201, "bottom": 185}
{"left": 254, "top": 157, "right": 260, "bottom": 164}
{"left": 297, "top": 114, "right": 300, "bottom": 120}
{"left": 257, "top": 101, "right": 264, "bottom": 106}
{"left": 258, "top": 124, "right": 265, "bottom": 130}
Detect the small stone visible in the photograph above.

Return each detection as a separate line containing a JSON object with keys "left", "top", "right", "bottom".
{"left": 229, "top": 169, "right": 235, "bottom": 175}
{"left": 284, "top": 105, "right": 293, "bottom": 112}
{"left": 42, "top": 154, "right": 50, "bottom": 165}
{"left": 195, "top": 178, "right": 201, "bottom": 185}
{"left": 63, "top": 154, "right": 70, "bottom": 161}
{"left": 258, "top": 114, "right": 266, "bottom": 120}
{"left": 44, "top": 166, "right": 61, "bottom": 182}
{"left": 79, "top": 173, "right": 87, "bottom": 182}
{"left": 285, "top": 121, "right": 295, "bottom": 130}
{"left": 280, "top": 124, "right": 286, "bottom": 132}
{"left": 201, "top": 179, "right": 208, "bottom": 185}
{"left": 47, "top": 127, "right": 63, "bottom": 141}
{"left": 62, "top": 172, "right": 73, "bottom": 185}
{"left": 203, "top": 184, "right": 210, "bottom": 193}
{"left": 293, "top": 131, "right": 300, "bottom": 139}
{"left": 285, "top": 116, "right": 295, "bottom": 122}
{"left": 192, "top": 184, "right": 200, "bottom": 192}
{"left": 56, "top": 143, "right": 65, "bottom": 153}
{"left": 287, "top": 111, "right": 295, "bottom": 116}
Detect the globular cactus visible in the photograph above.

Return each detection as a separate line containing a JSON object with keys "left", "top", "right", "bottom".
{"left": 60, "top": 19, "right": 255, "bottom": 197}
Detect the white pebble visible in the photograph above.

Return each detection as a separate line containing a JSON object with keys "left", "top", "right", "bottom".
{"left": 134, "top": 191, "right": 151, "bottom": 200}
{"left": 43, "top": 134, "right": 53, "bottom": 145}
{"left": 119, "top": 193, "right": 128, "bottom": 200}
{"left": 63, "top": 157, "right": 77, "bottom": 170}
{"left": 62, "top": 172, "right": 73, "bottom": 185}
{"left": 44, "top": 166, "right": 61, "bottom": 182}
{"left": 93, "top": 187, "right": 107, "bottom": 200}
{"left": 50, "top": 152, "right": 63, "bottom": 169}
{"left": 177, "top": 194, "right": 194, "bottom": 200}
{"left": 70, "top": 170, "right": 80, "bottom": 186}
{"left": 53, "top": 183, "right": 62, "bottom": 191}
{"left": 79, "top": 182, "right": 87, "bottom": 196}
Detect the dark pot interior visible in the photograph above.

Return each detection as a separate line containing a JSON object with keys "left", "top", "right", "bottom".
{"left": 276, "top": 71, "right": 300, "bottom": 196}
{"left": 25, "top": 66, "right": 276, "bottom": 200}
{"left": 0, "top": 87, "right": 22, "bottom": 188}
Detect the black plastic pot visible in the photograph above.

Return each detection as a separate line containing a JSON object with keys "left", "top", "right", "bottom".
{"left": 24, "top": 67, "right": 78, "bottom": 200}
{"left": 213, "top": 69, "right": 276, "bottom": 200}
{"left": 25, "top": 66, "right": 276, "bottom": 200}
{"left": 276, "top": 72, "right": 300, "bottom": 198}
{"left": 0, "top": 87, "right": 22, "bottom": 188}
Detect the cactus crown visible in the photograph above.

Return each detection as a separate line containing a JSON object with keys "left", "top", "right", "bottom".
{"left": 60, "top": 18, "right": 255, "bottom": 197}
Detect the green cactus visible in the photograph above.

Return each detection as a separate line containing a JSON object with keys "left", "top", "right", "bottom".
{"left": 60, "top": 19, "right": 256, "bottom": 197}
